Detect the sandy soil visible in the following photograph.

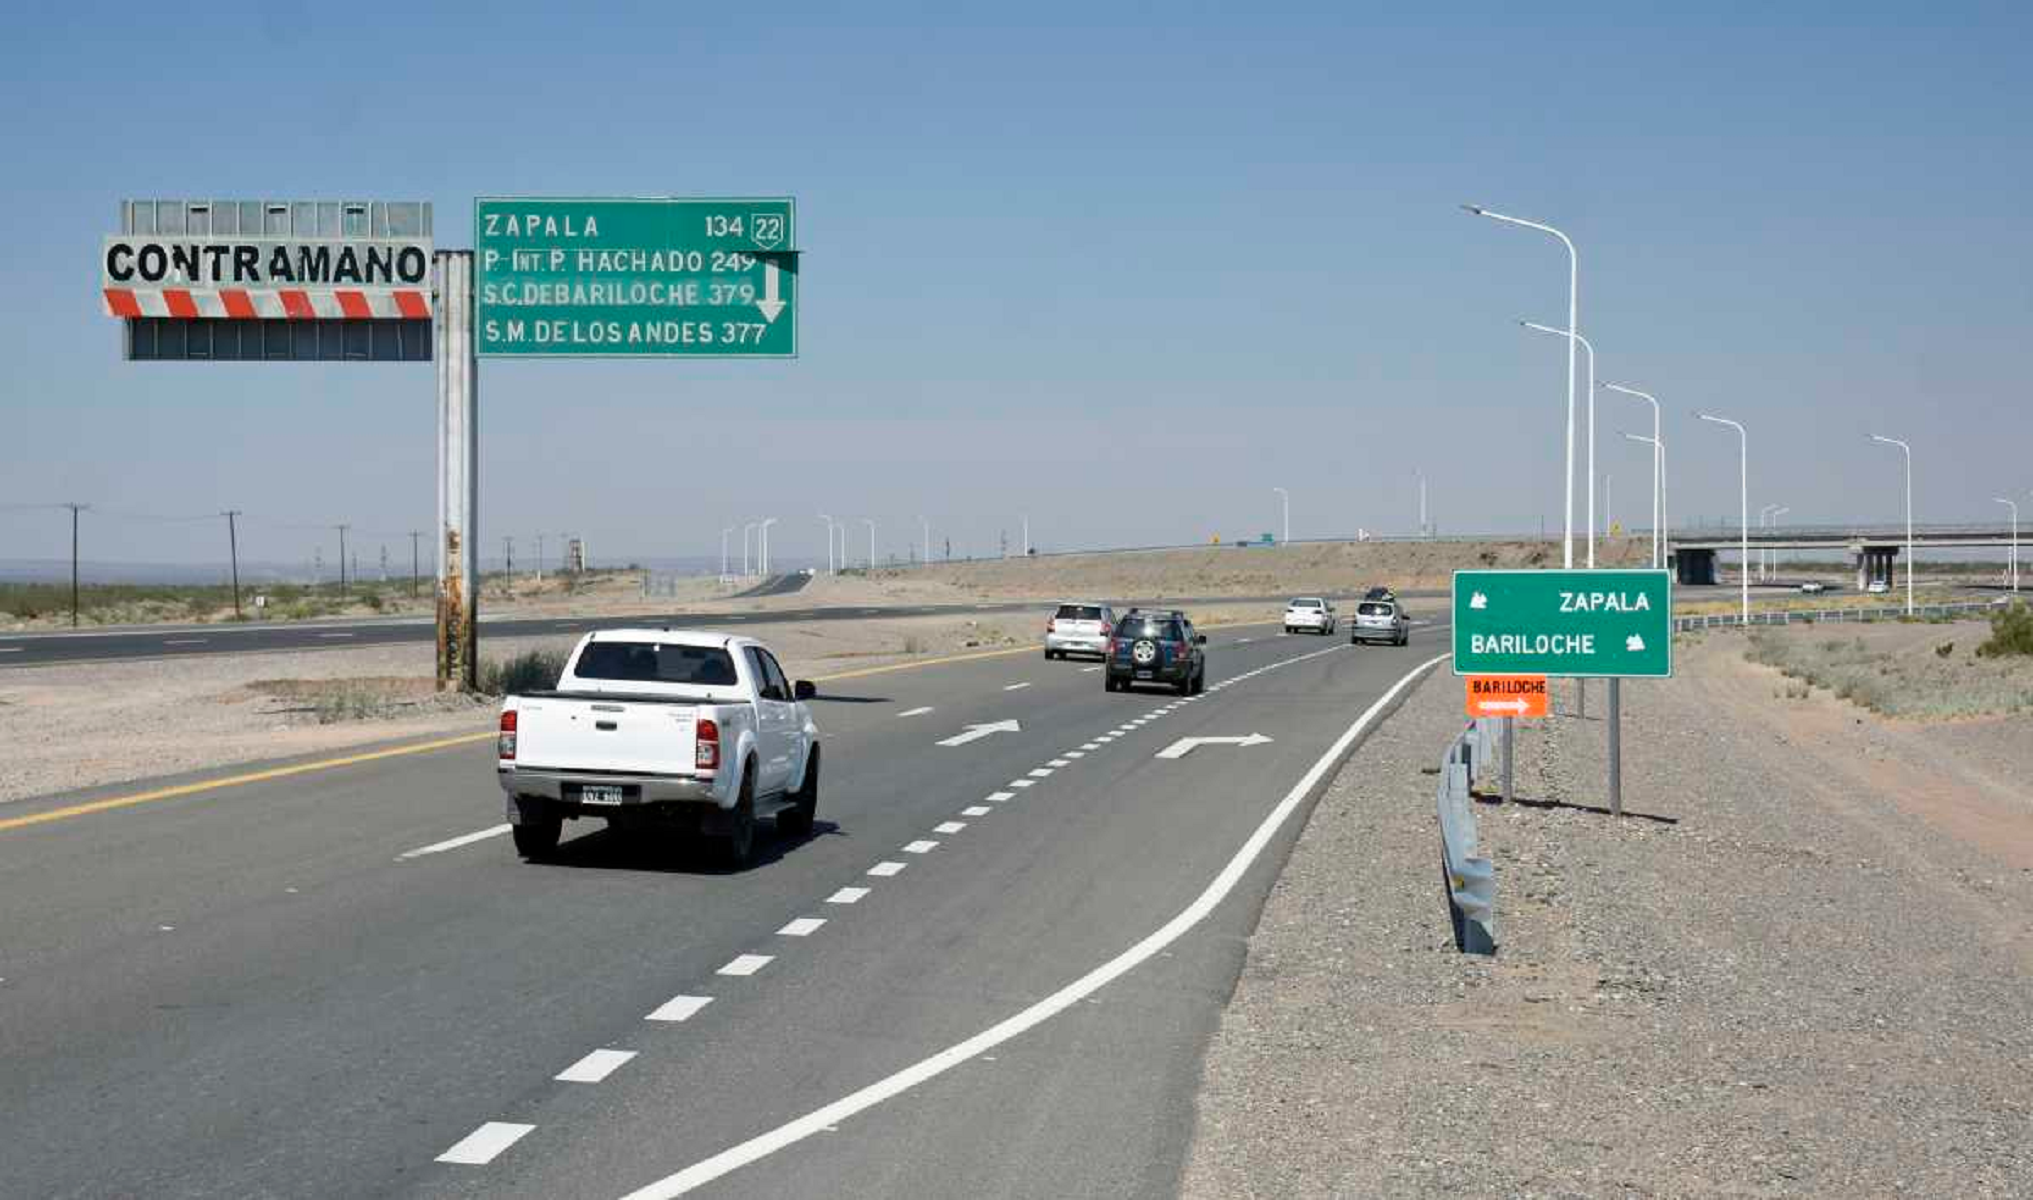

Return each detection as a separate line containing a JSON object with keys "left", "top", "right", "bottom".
{"left": 1183, "top": 636, "right": 2032, "bottom": 1197}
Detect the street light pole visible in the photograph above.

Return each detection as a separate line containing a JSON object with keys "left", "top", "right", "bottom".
{"left": 1467, "top": 205, "right": 1580, "bottom": 568}
{"left": 1603, "top": 383, "right": 1662, "bottom": 568}
{"left": 2004, "top": 498, "right": 2024, "bottom": 592}
{"left": 222, "top": 509, "right": 243, "bottom": 619}
{"left": 1521, "top": 321, "right": 1597, "bottom": 567}
{"left": 1758, "top": 504, "right": 1780, "bottom": 582}
{"left": 1416, "top": 471, "right": 1428, "bottom": 538}
{"left": 1698, "top": 413, "right": 1750, "bottom": 626}
{"left": 720, "top": 526, "right": 733, "bottom": 578}
{"left": 819, "top": 514, "right": 835, "bottom": 574}
{"left": 760, "top": 517, "right": 778, "bottom": 576}
{"left": 1021, "top": 515, "right": 1029, "bottom": 557}
{"left": 1870, "top": 435, "right": 1914, "bottom": 616}
{"left": 742, "top": 522, "right": 756, "bottom": 577}
{"left": 918, "top": 515, "right": 930, "bottom": 566}
{"left": 1272, "top": 487, "right": 1289, "bottom": 545}
{"left": 862, "top": 518, "right": 876, "bottom": 570}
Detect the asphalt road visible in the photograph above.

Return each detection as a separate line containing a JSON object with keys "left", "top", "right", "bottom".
{"left": 0, "top": 592, "right": 1400, "bottom": 669}
{"left": 0, "top": 616, "right": 1448, "bottom": 1198}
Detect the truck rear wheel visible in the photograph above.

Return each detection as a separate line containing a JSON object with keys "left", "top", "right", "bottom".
{"left": 512, "top": 805, "right": 562, "bottom": 861}
{"left": 715, "top": 769, "right": 757, "bottom": 868}
{"left": 779, "top": 748, "right": 819, "bottom": 839}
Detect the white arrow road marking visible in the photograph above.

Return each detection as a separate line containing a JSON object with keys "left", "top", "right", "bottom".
{"left": 557, "top": 1049, "right": 637, "bottom": 1083}
{"left": 938, "top": 719, "right": 1021, "bottom": 747}
{"left": 1154, "top": 733, "right": 1274, "bottom": 760}
{"left": 897, "top": 707, "right": 935, "bottom": 718}
{"left": 438, "top": 1122, "right": 534, "bottom": 1165}
{"left": 755, "top": 260, "right": 786, "bottom": 323}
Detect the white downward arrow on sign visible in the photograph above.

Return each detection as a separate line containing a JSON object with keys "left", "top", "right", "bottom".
{"left": 938, "top": 719, "right": 1021, "bottom": 748}
{"left": 1154, "top": 733, "right": 1273, "bottom": 760}
{"left": 755, "top": 260, "right": 786, "bottom": 324}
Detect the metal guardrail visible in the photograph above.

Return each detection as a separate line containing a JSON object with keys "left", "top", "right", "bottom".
{"left": 1672, "top": 598, "right": 2004, "bottom": 631}
{"left": 1437, "top": 716, "right": 1500, "bottom": 956}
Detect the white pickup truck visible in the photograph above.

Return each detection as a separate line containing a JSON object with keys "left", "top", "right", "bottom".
{"left": 496, "top": 629, "right": 822, "bottom": 865}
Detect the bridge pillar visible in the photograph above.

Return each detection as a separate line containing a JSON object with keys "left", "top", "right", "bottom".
{"left": 1857, "top": 547, "right": 1899, "bottom": 589}
{"left": 1677, "top": 547, "right": 1717, "bottom": 586}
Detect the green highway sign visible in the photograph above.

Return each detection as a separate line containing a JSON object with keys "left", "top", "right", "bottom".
{"left": 474, "top": 197, "right": 796, "bottom": 358}
{"left": 1452, "top": 569, "right": 1672, "bottom": 679}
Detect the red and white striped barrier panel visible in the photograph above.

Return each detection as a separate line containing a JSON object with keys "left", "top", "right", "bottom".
{"left": 102, "top": 287, "right": 432, "bottom": 320}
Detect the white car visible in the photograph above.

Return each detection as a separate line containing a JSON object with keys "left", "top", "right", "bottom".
{"left": 1045, "top": 601, "right": 1118, "bottom": 659}
{"left": 1283, "top": 596, "right": 1337, "bottom": 635}
{"left": 1798, "top": 581, "right": 1827, "bottom": 594}
{"left": 1866, "top": 580, "right": 1891, "bottom": 595}
{"left": 497, "top": 629, "right": 821, "bottom": 866}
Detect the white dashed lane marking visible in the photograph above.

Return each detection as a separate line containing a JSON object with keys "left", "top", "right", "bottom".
{"left": 897, "top": 706, "right": 935, "bottom": 718}
{"left": 827, "top": 887, "right": 870, "bottom": 905}
{"left": 903, "top": 840, "right": 939, "bottom": 854}
{"left": 778, "top": 918, "right": 826, "bottom": 937}
{"left": 961, "top": 806, "right": 991, "bottom": 816}
{"left": 868, "top": 862, "right": 907, "bottom": 877}
{"left": 1009, "top": 780, "right": 1035, "bottom": 789}
{"left": 985, "top": 792, "right": 1014, "bottom": 802}
{"left": 718, "top": 955, "right": 774, "bottom": 977}
{"left": 1028, "top": 768, "right": 1053, "bottom": 778}
{"left": 556, "top": 1049, "right": 637, "bottom": 1084}
{"left": 398, "top": 824, "right": 512, "bottom": 860}
{"left": 437, "top": 1122, "right": 534, "bottom": 1166}
{"left": 1003, "top": 682, "right": 1032, "bottom": 692}
{"left": 1081, "top": 666, "right": 1102, "bottom": 673}
{"left": 647, "top": 995, "right": 713, "bottom": 1022}
{"left": 1047, "top": 758, "right": 1070, "bottom": 767}
{"left": 934, "top": 821, "right": 966, "bottom": 835}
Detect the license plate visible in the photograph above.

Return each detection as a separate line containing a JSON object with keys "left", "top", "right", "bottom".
{"left": 1136, "top": 670, "right": 1154, "bottom": 679}
{"left": 580, "top": 784, "right": 624, "bottom": 806}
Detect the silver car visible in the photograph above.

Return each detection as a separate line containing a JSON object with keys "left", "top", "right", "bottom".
{"left": 1350, "top": 599, "right": 1408, "bottom": 646}
{"left": 1045, "top": 601, "right": 1117, "bottom": 660}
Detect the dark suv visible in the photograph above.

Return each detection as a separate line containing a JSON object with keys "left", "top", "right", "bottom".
{"left": 1105, "top": 610, "right": 1207, "bottom": 695}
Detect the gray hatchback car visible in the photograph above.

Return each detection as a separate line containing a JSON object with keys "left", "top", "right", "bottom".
{"left": 1349, "top": 599, "right": 1409, "bottom": 646}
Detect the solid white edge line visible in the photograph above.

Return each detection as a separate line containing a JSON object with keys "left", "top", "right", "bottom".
{"left": 398, "top": 824, "right": 513, "bottom": 860}
{"left": 614, "top": 650, "right": 1451, "bottom": 1200}
{"left": 437, "top": 1121, "right": 536, "bottom": 1165}
{"left": 557, "top": 1048, "right": 638, "bottom": 1083}
{"left": 646, "top": 995, "right": 713, "bottom": 1022}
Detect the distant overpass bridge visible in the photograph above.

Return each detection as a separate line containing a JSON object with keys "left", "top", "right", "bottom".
{"left": 1668, "top": 524, "right": 2020, "bottom": 587}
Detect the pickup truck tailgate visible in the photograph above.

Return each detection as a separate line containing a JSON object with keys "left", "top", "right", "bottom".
{"left": 515, "top": 697, "right": 700, "bottom": 776}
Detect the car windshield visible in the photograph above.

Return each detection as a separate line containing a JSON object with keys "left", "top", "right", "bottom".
{"left": 573, "top": 642, "right": 740, "bottom": 686}
{"left": 1056, "top": 604, "right": 1106, "bottom": 621}
{"left": 1358, "top": 603, "right": 1395, "bottom": 617}
{"left": 1118, "top": 617, "right": 1184, "bottom": 640}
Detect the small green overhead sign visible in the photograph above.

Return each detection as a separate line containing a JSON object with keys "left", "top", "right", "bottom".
{"left": 1452, "top": 569, "right": 1672, "bottom": 678}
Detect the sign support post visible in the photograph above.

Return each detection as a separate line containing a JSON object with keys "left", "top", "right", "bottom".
{"left": 1502, "top": 716, "right": 1515, "bottom": 805}
{"left": 1608, "top": 678, "right": 1623, "bottom": 817}
{"left": 435, "top": 250, "right": 478, "bottom": 692}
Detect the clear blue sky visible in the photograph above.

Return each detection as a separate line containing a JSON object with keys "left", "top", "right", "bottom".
{"left": 2, "top": 2, "right": 2028, "bottom": 572}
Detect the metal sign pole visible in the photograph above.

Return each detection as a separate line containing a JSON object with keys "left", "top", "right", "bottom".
{"left": 1608, "top": 678, "right": 1623, "bottom": 817}
{"left": 1502, "top": 716, "right": 1515, "bottom": 804}
{"left": 435, "top": 251, "right": 479, "bottom": 692}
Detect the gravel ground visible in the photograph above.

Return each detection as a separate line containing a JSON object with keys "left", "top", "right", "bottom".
{"left": 1182, "top": 640, "right": 2032, "bottom": 1197}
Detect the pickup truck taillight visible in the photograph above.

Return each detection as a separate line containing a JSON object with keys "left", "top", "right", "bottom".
{"left": 695, "top": 718, "right": 720, "bottom": 771}
{"left": 498, "top": 709, "right": 517, "bottom": 761}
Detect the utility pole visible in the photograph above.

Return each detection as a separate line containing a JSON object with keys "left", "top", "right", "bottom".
{"left": 536, "top": 533, "right": 545, "bottom": 583}
{"left": 63, "top": 503, "right": 88, "bottom": 627}
{"left": 335, "top": 524, "right": 351, "bottom": 596}
{"left": 409, "top": 531, "right": 423, "bottom": 599}
{"left": 503, "top": 535, "right": 514, "bottom": 582}
{"left": 223, "top": 510, "right": 243, "bottom": 619}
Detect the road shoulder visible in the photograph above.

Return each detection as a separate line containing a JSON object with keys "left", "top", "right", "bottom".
{"left": 1181, "top": 638, "right": 2032, "bottom": 1197}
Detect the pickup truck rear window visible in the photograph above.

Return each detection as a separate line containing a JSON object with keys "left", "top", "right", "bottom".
{"left": 574, "top": 642, "right": 740, "bottom": 686}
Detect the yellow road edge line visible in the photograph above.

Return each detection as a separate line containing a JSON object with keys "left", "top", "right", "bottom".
{"left": 1, "top": 617, "right": 1290, "bottom": 835}
{"left": 0, "top": 732, "right": 497, "bottom": 835}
